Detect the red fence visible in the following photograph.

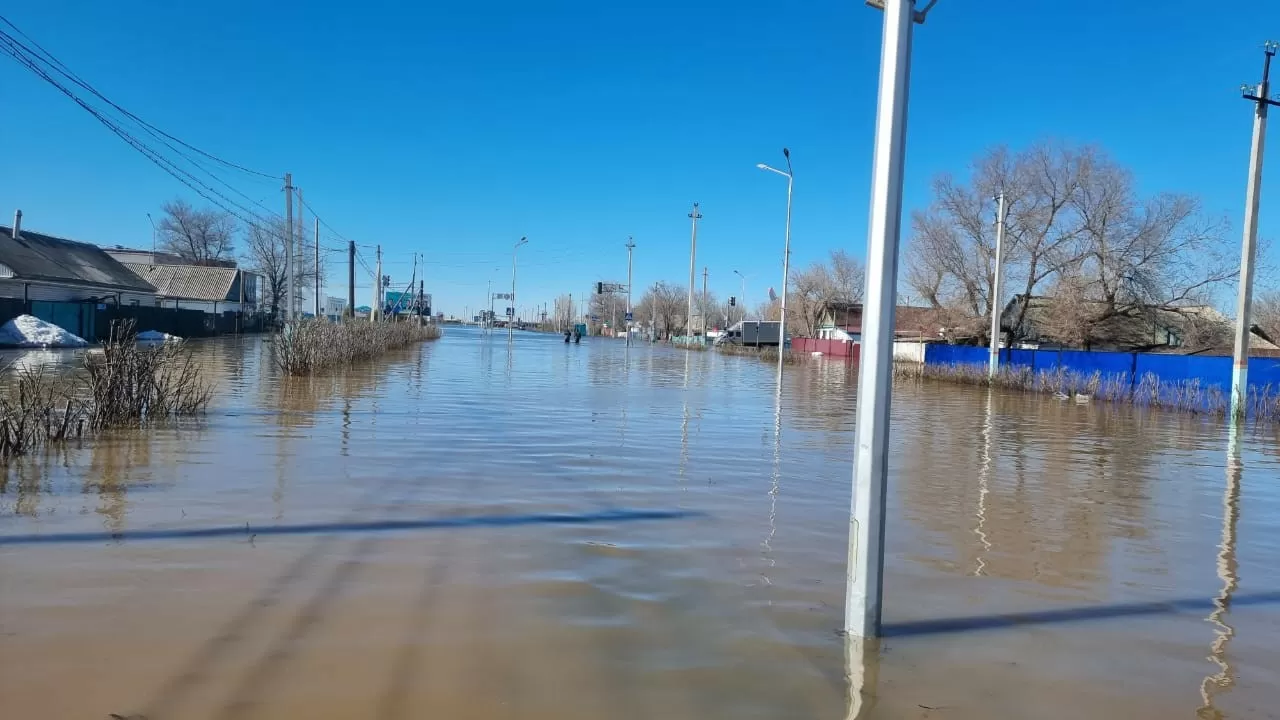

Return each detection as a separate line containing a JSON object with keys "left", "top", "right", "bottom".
{"left": 791, "top": 337, "right": 858, "bottom": 359}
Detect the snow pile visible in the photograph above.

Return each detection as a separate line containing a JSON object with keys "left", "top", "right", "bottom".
{"left": 137, "top": 330, "right": 182, "bottom": 342}
{"left": 0, "top": 315, "right": 88, "bottom": 348}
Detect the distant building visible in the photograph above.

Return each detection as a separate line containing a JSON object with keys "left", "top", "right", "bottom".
{"left": 814, "top": 301, "right": 941, "bottom": 342}
{"left": 323, "top": 296, "right": 347, "bottom": 321}
{"left": 121, "top": 262, "right": 260, "bottom": 314}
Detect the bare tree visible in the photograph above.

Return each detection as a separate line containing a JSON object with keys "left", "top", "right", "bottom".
{"left": 634, "top": 282, "right": 686, "bottom": 339}
{"left": 588, "top": 290, "right": 628, "bottom": 335}
{"left": 552, "top": 294, "right": 576, "bottom": 330}
{"left": 1257, "top": 291, "right": 1280, "bottom": 340}
{"left": 785, "top": 250, "right": 866, "bottom": 337}
{"left": 241, "top": 220, "right": 317, "bottom": 318}
{"left": 157, "top": 199, "right": 237, "bottom": 264}
{"left": 907, "top": 141, "right": 1234, "bottom": 345}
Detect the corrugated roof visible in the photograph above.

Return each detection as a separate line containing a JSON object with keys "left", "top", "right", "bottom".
{"left": 0, "top": 224, "right": 156, "bottom": 293}
{"left": 123, "top": 263, "right": 237, "bottom": 301}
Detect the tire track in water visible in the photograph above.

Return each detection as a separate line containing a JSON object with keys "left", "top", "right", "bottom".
{"left": 374, "top": 529, "right": 455, "bottom": 720}
{"left": 137, "top": 474, "right": 417, "bottom": 719}
{"left": 208, "top": 477, "right": 432, "bottom": 720}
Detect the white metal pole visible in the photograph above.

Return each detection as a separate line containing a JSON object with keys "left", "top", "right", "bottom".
{"left": 778, "top": 163, "right": 793, "bottom": 375}
{"left": 1232, "top": 43, "right": 1276, "bottom": 416}
{"left": 847, "top": 0, "right": 916, "bottom": 640}
{"left": 510, "top": 237, "right": 526, "bottom": 340}
{"left": 987, "top": 193, "right": 1006, "bottom": 380}
{"left": 487, "top": 279, "right": 492, "bottom": 332}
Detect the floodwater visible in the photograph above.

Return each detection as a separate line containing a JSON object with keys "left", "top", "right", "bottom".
{"left": 2, "top": 327, "right": 1279, "bottom": 719}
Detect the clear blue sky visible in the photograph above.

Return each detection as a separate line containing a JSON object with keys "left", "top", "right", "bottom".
{"left": 0, "top": 0, "right": 1276, "bottom": 319}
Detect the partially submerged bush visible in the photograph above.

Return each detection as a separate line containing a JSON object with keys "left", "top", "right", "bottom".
{"left": 84, "top": 321, "right": 212, "bottom": 429}
{"left": 898, "top": 361, "right": 1280, "bottom": 422}
{"left": 0, "top": 321, "right": 212, "bottom": 460}
{"left": 274, "top": 319, "right": 442, "bottom": 375}
{"left": 714, "top": 343, "right": 808, "bottom": 364}
{"left": 0, "top": 366, "right": 87, "bottom": 458}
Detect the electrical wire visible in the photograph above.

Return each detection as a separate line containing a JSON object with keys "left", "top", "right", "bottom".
{"left": 0, "top": 14, "right": 279, "bottom": 181}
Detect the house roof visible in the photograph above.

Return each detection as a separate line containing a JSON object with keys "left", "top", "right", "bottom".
{"left": 1001, "top": 295, "right": 1280, "bottom": 353}
{"left": 123, "top": 263, "right": 238, "bottom": 301}
{"left": 822, "top": 303, "right": 941, "bottom": 337}
{"left": 0, "top": 224, "right": 156, "bottom": 293}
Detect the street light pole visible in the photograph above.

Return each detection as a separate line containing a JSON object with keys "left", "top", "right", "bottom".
{"left": 848, "top": 0, "right": 929, "bottom": 641}
{"left": 1232, "top": 41, "right": 1279, "bottom": 416}
{"left": 734, "top": 270, "right": 747, "bottom": 321}
{"left": 511, "top": 236, "right": 528, "bottom": 340}
{"left": 687, "top": 203, "right": 702, "bottom": 344}
{"left": 626, "top": 236, "right": 635, "bottom": 348}
{"left": 757, "top": 149, "right": 794, "bottom": 375}
{"left": 988, "top": 193, "right": 1006, "bottom": 380}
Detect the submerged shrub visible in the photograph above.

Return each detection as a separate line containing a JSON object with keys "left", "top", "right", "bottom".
{"left": 273, "top": 319, "right": 442, "bottom": 375}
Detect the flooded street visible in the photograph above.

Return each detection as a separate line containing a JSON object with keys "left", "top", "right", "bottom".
{"left": 2, "top": 326, "right": 1279, "bottom": 719}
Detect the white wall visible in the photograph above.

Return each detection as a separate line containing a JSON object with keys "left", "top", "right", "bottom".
{"left": 893, "top": 340, "right": 926, "bottom": 363}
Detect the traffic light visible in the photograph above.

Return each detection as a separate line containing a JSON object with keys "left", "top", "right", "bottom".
{"left": 729, "top": 296, "right": 736, "bottom": 307}
{"left": 596, "top": 282, "right": 604, "bottom": 294}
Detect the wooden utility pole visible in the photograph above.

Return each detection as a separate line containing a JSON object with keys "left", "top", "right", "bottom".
{"left": 347, "top": 240, "right": 355, "bottom": 320}
{"left": 314, "top": 218, "right": 321, "bottom": 318}
{"left": 283, "top": 173, "right": 293, "bottom": 323}
{"left": 295, "top": 187, "right": 304, "bottom": 319}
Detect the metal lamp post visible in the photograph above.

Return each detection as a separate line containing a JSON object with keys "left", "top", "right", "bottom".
{"left": 757, "top": 148, "right": 794, "bottom": 376}
{"left": 734, "top": 269, "right": 748, "bottom": 320}
{"left": 848, "top": 0, "right": 935, "bottom": 641}
{"left": 510, "top": 237, "right": 528, "bottom": 340}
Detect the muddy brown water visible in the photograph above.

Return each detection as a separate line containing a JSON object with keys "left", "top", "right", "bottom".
{"left": 2, "top": 327, "right": 1279, "bottom": 719}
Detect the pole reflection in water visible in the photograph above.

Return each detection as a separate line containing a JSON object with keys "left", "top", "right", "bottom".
{"left": 973, "top": 389, "right": 994, "bottom": 576}
{"left": 1198, "top": 423, "right": 1242, "bottom": 719}
{"left": 844, "top": 635, "right": 881, "bottom": 720}
{"left": 762, "top": 381, "right": 782, "bottom": 588}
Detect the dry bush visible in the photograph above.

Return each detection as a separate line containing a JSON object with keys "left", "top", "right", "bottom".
{"left": 714, "top": 344, "right": 809, "bottom": 365}
{"left": 83, "top": 321, "right": 213, "bottom": 430}
{"left": 0, "top": 366, "right": 87, "bottom": 458}
{"left": 274, "top": 319, "right": 442, "bottom": 375}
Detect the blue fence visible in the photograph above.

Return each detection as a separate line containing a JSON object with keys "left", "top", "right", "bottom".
{"left": 923, "top": 344, "right": 1280, "bottom": 391}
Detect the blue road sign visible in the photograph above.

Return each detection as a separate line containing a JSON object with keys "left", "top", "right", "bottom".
{"left": 624, "top": 312, "right": 633, "bottom": 321}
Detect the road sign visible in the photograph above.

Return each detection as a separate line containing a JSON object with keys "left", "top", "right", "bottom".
{"left": 590, "top": 315, "right": 599, "bottom": 321}
{"left": 624, "top": 312, "right": 633, "bottom": 321}
{"left": 506, "top": 307, "right": 514, "bottom": 317}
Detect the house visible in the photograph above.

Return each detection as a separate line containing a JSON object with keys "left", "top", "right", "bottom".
{"left": 121, "top": 262, "right": 260, "bottom": 314}
{"left": 999, "top": 295, "right": 1280, "bottom": 355}
{"left": 0, "top": 214, "right": 157, "bottom": 338}
{"left": 813, "top": 301, "right": 942, "bottom": 342}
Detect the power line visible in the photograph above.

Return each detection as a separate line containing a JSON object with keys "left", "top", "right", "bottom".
{"left": 0, "top": 14, "right": 278, "bottom": 181}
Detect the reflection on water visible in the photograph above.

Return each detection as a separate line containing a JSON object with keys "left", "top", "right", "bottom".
{"left": 0, "top": 328, "right": 1278, "bottom": 719}
{"left": 1199, "top": 426, "right": 1242, "bottom": 719}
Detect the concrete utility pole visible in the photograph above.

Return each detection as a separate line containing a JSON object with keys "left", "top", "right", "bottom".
{"left": 295, "top": 187, "right": 304, "bottom": 320}
{"left": 487, "top": 279, "right": 493, "bottom": 331}
{"left": 284, "top": 173, "right": 293, "bottom": 323}
{"left": 314, "top": 218, "right": 321, "bottom": 318}
{"left": 848, "top": 0, "right": 930, "bottom": 640}
{"left": 988, "top": 192, "right": 1006, "bottom": 380}
{"left": 347, "top": 240, "right": 355, "bottom": 320}
{"left": 374, "top": 244, "right": 383, "bottom": 321}
{"left": 1233, "top": 40, "right": 1280, "bottom": 416}
{"left": 686, "top": 203, "right": 702, "bottom": 343}
{"left": 626, "top": 236, "right": 635, "bottom": 347}
{"left": 702, "top": 266, "right": 709, "bottom": 336}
